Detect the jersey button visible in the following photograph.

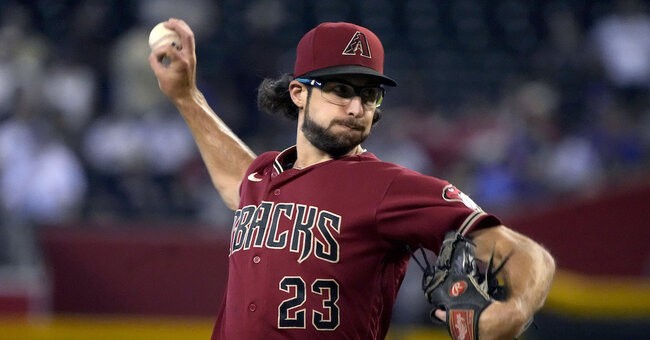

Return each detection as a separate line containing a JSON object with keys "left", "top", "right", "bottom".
{"left": 273, "top": 189, "right": 281, "bottom": 196}
{"left": 248, "top": 303, "right": 257, "bottom": 312}
{"left": 253, "top": 256, "right": 261, "bottom": 264}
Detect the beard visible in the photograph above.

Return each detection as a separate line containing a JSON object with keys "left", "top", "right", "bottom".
{"left": 301, "top": 106, "right": 370, "bottom": 158}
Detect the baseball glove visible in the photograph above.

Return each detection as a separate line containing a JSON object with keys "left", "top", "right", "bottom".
{"left": 410, "top": 231, "right": 509, "bottom": 340}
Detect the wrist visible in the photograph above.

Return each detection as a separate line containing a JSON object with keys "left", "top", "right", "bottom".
{"left": 173, "top": 88, "right": 204, "bottom": 109}
{"left": 479, "top": 300, "right": 528, "bottom": 339}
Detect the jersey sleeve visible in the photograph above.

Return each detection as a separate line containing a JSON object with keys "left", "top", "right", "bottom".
{"left": 243, "top": 151, "right": 278, "bottom": 176}
{"left": 238, "top": 151, "right": 279, "bottom": 196}
{"left": 374, "top": 169, "right": 501, "bottom": 252}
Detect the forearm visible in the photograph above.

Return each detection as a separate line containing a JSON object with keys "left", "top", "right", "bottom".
{"left": 501, "top": 229, "right": 555, "bottom": 317}
{"left": 175, "top": 90, "right": 256, "bottom": 210}
{"left": 471, "top": 225, "right": 556, "bottom": 338}
{"left": 148, "top": 19, "right": 255, "bottom": 210}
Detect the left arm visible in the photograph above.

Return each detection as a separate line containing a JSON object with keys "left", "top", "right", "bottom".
{"left": 469, "top": 225, "right": 555, "bottom": 339}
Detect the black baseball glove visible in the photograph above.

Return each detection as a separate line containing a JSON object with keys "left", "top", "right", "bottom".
{"left": 410, "top": 231, "right": 509, "bottom": 340}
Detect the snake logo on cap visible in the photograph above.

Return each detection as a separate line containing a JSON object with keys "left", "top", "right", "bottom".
{"left": 342, "top": 31, "right": 372, "bottom": 58}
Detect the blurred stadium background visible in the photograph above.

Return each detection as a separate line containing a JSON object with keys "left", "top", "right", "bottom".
{"left": 0, "top": 0, "right": 649, "bottom": 339}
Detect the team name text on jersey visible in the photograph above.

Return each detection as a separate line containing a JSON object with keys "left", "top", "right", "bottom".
{"left": 230, "top": 201, "right": 341, "bottom": 263}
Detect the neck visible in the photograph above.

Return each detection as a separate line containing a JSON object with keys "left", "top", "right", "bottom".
{"left": 293, "top": 134, "right": 364, "bottom": 169}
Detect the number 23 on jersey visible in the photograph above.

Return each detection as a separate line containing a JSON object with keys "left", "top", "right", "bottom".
{"left": 278, "top": 276, "right": 340, "bottom": 331}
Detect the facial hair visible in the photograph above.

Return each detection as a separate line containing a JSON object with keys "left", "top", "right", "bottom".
{"left": 301, "top": 105, "right": 370, "bottom": 158}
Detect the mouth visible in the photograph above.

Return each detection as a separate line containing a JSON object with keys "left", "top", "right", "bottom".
{"left": 333, "top": 120, "right": 365, "bottom": 131}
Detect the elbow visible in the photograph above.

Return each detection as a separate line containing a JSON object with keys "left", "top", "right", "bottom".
{"left": 545, "top": 248, "right": 556, "bottom": 278}
{"left": 539, "top": 244, "right": 556, "bottom": 283}
{"left": 545, "top": 247, "right": 557, "bottom": 290}
{"left": 535, "top": 245, "right": 556, "bottom": 310}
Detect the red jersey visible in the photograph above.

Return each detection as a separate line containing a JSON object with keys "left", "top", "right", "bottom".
{"left": 212, "top": 147, "right": 500, "bottom": 340}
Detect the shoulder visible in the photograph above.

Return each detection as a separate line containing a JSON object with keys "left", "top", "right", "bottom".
{"left": 246, "top": 151, "right": 280, "bottom": 173}
{"left": 345, "top": 152, "right": 417, "bottom": 174}
{"left": 360, "top": 154, "right": 478, "bottom": 208}
{"left": 339, "top": 153, "right": 453, "bottom": 198}
{"left": 357, "top": 153, "right": 448, "bottom": 187}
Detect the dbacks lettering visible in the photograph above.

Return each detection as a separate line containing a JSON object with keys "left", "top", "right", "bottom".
{"left": 230, "top": 202, "right": 340, "bottom": 263}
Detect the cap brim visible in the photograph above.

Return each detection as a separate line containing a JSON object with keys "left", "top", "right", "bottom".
{"left": 301, "top": 65, "right": 397, "bottom": 87}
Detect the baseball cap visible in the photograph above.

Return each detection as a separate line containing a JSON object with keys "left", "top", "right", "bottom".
{"left": 293, "top": 22, "right": 397, "bottom": 87}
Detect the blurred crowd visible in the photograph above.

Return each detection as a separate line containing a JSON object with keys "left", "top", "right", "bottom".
{"left": 0, "top": 0, "right": 649, "bottom": 235}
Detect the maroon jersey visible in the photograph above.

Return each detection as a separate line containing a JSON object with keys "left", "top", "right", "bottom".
{"left": 212, "top": 147, "right": 500, "bottom": 340}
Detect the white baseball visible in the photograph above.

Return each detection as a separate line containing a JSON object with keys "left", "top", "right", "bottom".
{"left": 148, "top": 22, "right": 180, "bottom": 50}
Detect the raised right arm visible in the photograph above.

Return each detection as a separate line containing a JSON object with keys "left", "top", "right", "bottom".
{"left": 148, "top": 18, "right": 255, "bottom": 210}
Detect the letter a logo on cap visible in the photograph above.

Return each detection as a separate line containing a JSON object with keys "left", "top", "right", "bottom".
{"left": 342, "top": 31, "right": 372, "bottom": 59}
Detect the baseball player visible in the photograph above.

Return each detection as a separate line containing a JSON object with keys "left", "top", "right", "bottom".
{"left": 149, "top": 19, "right": 555, "bottom": 340}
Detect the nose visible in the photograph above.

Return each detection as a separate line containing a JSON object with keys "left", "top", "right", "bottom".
{"left": 346, "top": 96, "right": 365, "bottom": 117}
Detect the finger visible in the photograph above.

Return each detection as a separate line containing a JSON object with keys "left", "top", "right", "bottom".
{"left": 149, "top": 39, "right": 181, "bottom": 69}
{"left": 434, "top": 309, "right": 446, "bottom": 322}
{"left": 149, "top": 49, "right": 171, "bottom": 70}
{"left": 148, "top": 49, "right": 167, "bottom": 73}
{"left": 163, "top": 18, "right": 195, "bottom": 53}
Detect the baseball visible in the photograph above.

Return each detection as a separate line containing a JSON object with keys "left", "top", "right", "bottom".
{"left": 148, "top": 22, "right": 180, "bottom": 50}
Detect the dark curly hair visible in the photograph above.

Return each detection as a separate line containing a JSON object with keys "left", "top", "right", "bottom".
{"left": 256, "top": 73, "right": 383, "bottom": 125}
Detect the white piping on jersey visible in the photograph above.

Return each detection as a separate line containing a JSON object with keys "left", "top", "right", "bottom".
{"left": 272, "top": 145, "right": 369, "bottom": 175}
{"left": 458, "top": 210, "right": 487, "bottom": 236}
{"left": 272, "top": 160, "right": 283, "bottom": 175}
{"left": 273, "top": 146, "right": 297, "bottom": 174}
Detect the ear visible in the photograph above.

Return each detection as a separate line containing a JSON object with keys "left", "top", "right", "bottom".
{"left": 289, "top": 81, "right": 306, "bottom": 108}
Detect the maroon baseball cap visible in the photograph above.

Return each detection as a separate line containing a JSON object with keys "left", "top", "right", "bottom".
{"left": 293, "top": 22, "right": 397, "bottom": 86}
